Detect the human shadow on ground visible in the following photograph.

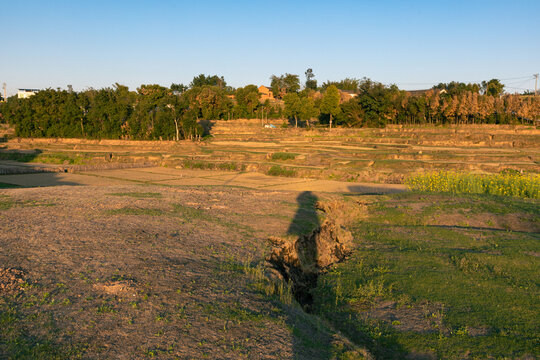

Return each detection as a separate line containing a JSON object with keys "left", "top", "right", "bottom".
{"left": 284, "top": 191, "right": 408, "bottom": 359}
{"left": 287, "top": 191, "right": 320, "bottom": 236}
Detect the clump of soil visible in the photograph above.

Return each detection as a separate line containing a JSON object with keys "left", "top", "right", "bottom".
{"left": 267, "top": 201, "right": 355, "bottom": 311}
{"left": 0, "top": 267, "right": 25, "bottom": 294}
{"left": 93, "top": 280, "right": 137, "bottom": 297}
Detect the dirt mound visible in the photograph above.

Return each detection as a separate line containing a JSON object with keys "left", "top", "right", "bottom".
{"left": 267, "top": 201, "right": 355, "bottom": 311}
{"left": 93, "top": 281, "right": 137, "bottom": 297}
{"left": 0, "top": 267, "right": 25, "bottom": 294}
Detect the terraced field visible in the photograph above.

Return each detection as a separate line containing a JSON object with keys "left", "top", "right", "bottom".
{"left": 1, "top": 121, "right": 538, "bottom": 183}
{"left": 0, "top": 122, "right": 538, "bottom": 359}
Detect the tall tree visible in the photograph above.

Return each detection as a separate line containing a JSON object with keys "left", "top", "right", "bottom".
{"left": 170, "top": 83, "right": 188, "bottom": 94}
{"left": 321, "top": 78, "right": 360, "bottom": 92}
{"left": 320, "top": 85, "right": 341, "bottom": 129}
{"left": 270, "top": 73, "right": 300, "bottom": 99}
{"left": 190, "top": 74, "right": 227, "bottom": 89}
{"left": 283, "top": 93, "right": 302, "bottom": 128}
{"left": 235, "top": 85, "right": 260, "bottom": 117}
{"left": 481, "top": 79, "right": 504, "bottom": 97}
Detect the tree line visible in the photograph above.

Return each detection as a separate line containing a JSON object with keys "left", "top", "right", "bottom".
{"left": 0, "top": 72, "right": 538, "bottom": 140}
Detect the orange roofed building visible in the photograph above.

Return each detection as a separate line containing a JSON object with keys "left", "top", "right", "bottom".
{"left": 258, "top": 85, "right": 274, "bottom": 101}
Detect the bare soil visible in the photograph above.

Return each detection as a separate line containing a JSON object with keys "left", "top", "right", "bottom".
{"left": 0, "top": 184, "right": 366, "bottom": 359}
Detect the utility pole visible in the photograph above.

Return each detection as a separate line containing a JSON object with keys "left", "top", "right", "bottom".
{"left": 534, "top": 74, "right": 539, "bottom": 96}
{"left": 2, "top": 83, "right": 5, "bottom": 102}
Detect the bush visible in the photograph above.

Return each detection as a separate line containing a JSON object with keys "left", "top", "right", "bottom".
{"left": 267, "top": 165, "right": 297, "bottom": 177}
{"left": 271, "top": 152, "right": 297, "bottom": 161}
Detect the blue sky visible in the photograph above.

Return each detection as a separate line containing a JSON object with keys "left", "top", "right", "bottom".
{"left": 2, "top": 0, "right": 539, "bottom": 95}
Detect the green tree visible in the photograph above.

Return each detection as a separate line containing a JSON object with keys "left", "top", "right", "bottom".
{"left": 321, "top": 78, "right": 360, "bottom": 92}
{"left": 481, "top": 79, "right": 504, "bottom": 97}
{"left": 235, "top": 85, "right": 260, "bottom": 117}
{"left": 184, "top": 85, "right": 232, "bottom": 120}
{"left": 283, "top": 92, "right": 302, "bottom": 128}
{"left": 190, "top": 74, "right": 227, "bottom": 89}
{"left": 321, "top": 85, "right": 341, "bottom": 129}
{"left": 270, "top": 73, "right": 300, "bottom": 99}
{"left": 170, "top": 83, "right": 188, "bottom": 94}
{"left": 299, "top": 96, "right": 319, "bottom": 127}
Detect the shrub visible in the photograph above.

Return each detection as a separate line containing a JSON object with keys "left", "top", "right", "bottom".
{"left": 271, "top": 152, "right": 297, "bottom": 161}
{"left": 267, "top": 165, "right": 297, "bottom": 177}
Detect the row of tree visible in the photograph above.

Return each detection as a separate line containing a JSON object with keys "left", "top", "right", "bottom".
{"left": 0, "top": 74, "right": 538, "bottom": 141}
{"left": 0, "top": 78, "right": 286, "bottom": 140}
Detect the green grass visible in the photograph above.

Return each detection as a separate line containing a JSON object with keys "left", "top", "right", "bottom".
{"left": 406, "top": 171, "right": 540, "bottom": 199}
{"left": 267, "top": 165, "right": 297, "bottom": 177}
{"left": 0, "top": 195, "right": 55, "bottom": 210}
{"left": 312, "top": 192, "right": 540, "bottom": 359}
{"left": 0, "top": 301, "right": 84, "bottom": 359}
{"left": 182, "top": 159, "right": 244, "bottom": 171}
{"left": 0, "top": 195, "right": 15, "bottom": 209}
{"left": 271, "top": 152, "right": 298, "bottom": 161}
{"left": 105, "top": 207, "right": 165, "bottom": 216}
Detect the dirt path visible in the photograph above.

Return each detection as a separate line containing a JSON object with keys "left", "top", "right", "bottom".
{"left": 0, "top": 166, "right": 407, "bottom": 194}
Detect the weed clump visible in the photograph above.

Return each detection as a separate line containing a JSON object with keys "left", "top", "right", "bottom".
{"left": 267, "top": 165, "right": 297, "bottom": 177}
{"left": 271, "top": 152, "right": 297, "bottom": 161}
{"left": 182, "top": 160, "right": 244, "bottom": 171}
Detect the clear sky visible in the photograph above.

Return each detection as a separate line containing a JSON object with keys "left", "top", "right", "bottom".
{"left": 2, "top": 0, "right": 539, "bottom": 95}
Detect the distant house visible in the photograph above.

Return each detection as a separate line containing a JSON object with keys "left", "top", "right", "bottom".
{"left": 17, "top": 88, "right": 40, "bottom": 99}
{"left": 339, "top": 89, "right": 357, "bottom": 102}
{"left": 258, "top": 85, "right": 274, "bottom": 101}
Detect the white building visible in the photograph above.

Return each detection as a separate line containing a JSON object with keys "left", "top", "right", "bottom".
{"left": 17, "top": 88, "right": 40, "bottom": 99}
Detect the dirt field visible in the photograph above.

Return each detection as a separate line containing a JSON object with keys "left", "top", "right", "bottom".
{"left": 0, "top": 166, "right": 406, "bottom": 194}
{"left": 1, "top": 183, "right": 372, "bottom": 359}
{"left": 1, "top": 122, "right": 538, "bottom": 184}
{"left": 0, "top": 123, "right": 538, "bottom": 359}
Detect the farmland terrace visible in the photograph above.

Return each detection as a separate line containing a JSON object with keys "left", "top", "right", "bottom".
{"left": 0, "top": 122, "right": 538, "bottom": 359}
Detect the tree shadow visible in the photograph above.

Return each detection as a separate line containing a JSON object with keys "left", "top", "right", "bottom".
{"left": 0, "top": 148, "right": 43, "bottom": 163}
{"left": 0, "top": 149, "right": 81, "bottom": 187}
{"left": 198, "top": 119, "right": 215, "bottom": 136}
{"left": 0, "top": 172, "right": 82, "bottom": 188}
{"left": 347, "top": 184, "right": 406, "bottom": 195}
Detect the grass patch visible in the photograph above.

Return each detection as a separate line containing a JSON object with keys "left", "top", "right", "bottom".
{"left": 312, "top": 192, "right": 540, "bottom": 359}
{"left": 242, "top": 261, "right": 294, "bottom": 306}
{"left": 182, "top": 159, "right": 244, "bottom": 171}
{"left": 271, "top": 152, "right": 298, "bottom": 161}
{"left": 0, "top": 301, "right": 85, "bottom": 358}
{"left": 0, "top": 195, "right": 15, "bottom": 210}
{"left": 0, "top": 195, "right": 55, "bottom": 210}
{"left": 105, "top": 207, "right": 164, "bottom": 216}
{"left": 406, "top": 171, "right": 540, "bottom": 199}
{"left": 267, "top": 165, "right": 297, "bottom": 177}
{"left": 108, "top": 192, "right": 162, "bottom": 198}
